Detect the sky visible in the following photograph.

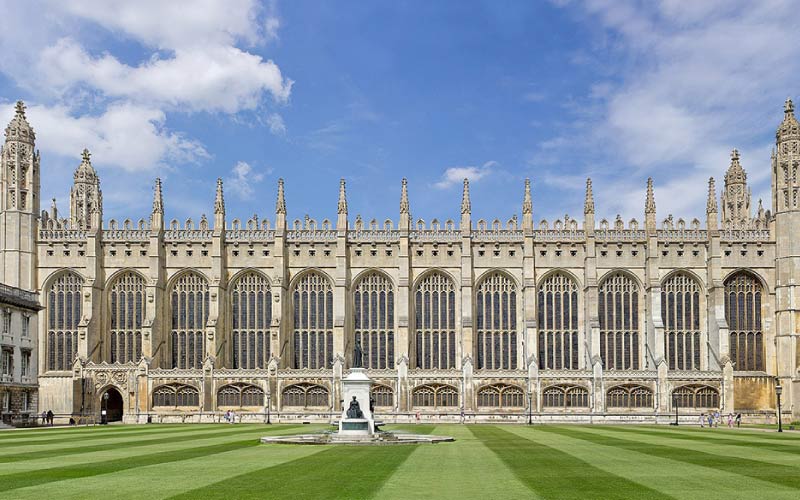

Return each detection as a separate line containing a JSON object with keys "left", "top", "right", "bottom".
{"left": 0, "top": 0, "right": 797, "bottom": 226}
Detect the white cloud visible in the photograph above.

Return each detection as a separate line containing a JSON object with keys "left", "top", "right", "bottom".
{"left": 226, "top": 161, "right": 265, "bottom": 200}
{"left": 434, "top": 161, "right": 496, "bottom": 189}
{"left": 20, "top": 102, "right": 208, "bottom": 173}
{"left": 266, "top": 113, "right": 286, "bottom": 135}
{"left": 546, "top": 0, "right": 800, "bottom": 218}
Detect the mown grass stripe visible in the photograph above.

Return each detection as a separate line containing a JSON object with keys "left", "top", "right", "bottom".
{"left": 470, "top": 425, "right": 674, "bottom": 500}
{"left": 374, "top": 424, "right": 534, "bottom": 500}
{"left": 0, "top": 435, "right": 269, "bottom": 493}
{"left": 600, "top": 426, "right": 800, "bottom": 455}
{"left": 0, "top": 425, "right": 293, "bottom": 463}
{"left": 167, "top": 425, "right": 437, "bottom": 500}
{"left": 0, "top": 425, "right": 221, "bottom": 450}
{"left": 0, "top": 424, "right": 195, "bottom": 441}
{"left": 539, "top": 426, "right": 800, "bottom": 490}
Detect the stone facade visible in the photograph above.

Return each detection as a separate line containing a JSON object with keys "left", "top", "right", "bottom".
{"left": 1, "top": 99, "right": 799, "bottom": 424}
{"left": 0, "top": 283, "right": 41, "bottom": 424}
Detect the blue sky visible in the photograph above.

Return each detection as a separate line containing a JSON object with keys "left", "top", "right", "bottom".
{"left": 0, "top": 0, "right": 797, "bottom": 226}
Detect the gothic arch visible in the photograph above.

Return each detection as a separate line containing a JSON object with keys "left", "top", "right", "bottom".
{"left": 411, "top": 383, "right": 459, "bottom": 408}
{"left": 105, "top": 270, "right": 147, "bottom": 364}
{"left": 288, "top": 267, "right": 334, "bottom": 293}
{"left": 291, "top": 271, "right": 334, "bottom": 369}
{"left": 42, "top": 268, "right": 86, "bottom": 294}
{"left": 476, "top": 383, "right": 525, "bottom": 408}
{"left": 597, "top": 271, "right": 643, "bottom": 370}
{"left": 229, "top": 270, "right": 272, "bottom": 369}
{"left": 535, "top": 268, "right": 583, "bottom": 290}
{"left": 474, "top": 270, "right": 520, "bottom": 370}
{"left": 168, "top": 271, "right": 210, "bottom": 369}
{"left": 724, "top": 270, "right": 766, "bottom": 371}
{"left": 536, "top": 271, "right": 581, "bottom": 370}
{"left": 661, "top": 271, "right": 705, "bottom": 371}
{"left": 228, "top": 267, "right": 272, "bottom": 288}
{"left": 217, "top": 383, "right": 265, "bottom": 407}
{"left": 281, "top": 383, "right": 329, "bottom": 408}
{"left": 474, "top": 268, "right": 522, "bottom": 290}
{"left": 352, "top": 270, "right": 396, "bottom": 369}
{"left": 166, "top": 268, "right": 211, "bottom": 291}
{"left": 722, "top": 268, "right": 769, "bottom": 292}
{"left": 44, "top": 269, "right": 85, "bottom": 371}
{"left": 411, "top": 268, "right": 458, "bottom": 291}
{"left": 605, "top": 384, "right": 653, "bottom": 409}
{"left": 661, "top": 269, "right": 706, "bottom": 294}
{"left": 152, "top": 383, "right": 200, "bottom": 408}
{"left": 104, "top": 268, "right": 149, "bottom": 289}
{"left": 597, "top": 268, "right": 644, "bottom": 291}
{"left": 412, "top": 270, "right": 458, "bottom": 369}
{"left": 351, "top": 268, "right": 396, "bottom": 290}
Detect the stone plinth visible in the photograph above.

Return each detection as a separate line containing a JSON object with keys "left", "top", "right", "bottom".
{"left": 339, "top": 368, "right": 374, "bottom": 435}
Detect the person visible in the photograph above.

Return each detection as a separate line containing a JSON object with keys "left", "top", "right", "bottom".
{"left": 41, "top": 410, "right": 47, "bottom": 426}
{"left": 700, "top": 413, "right": 705, "bottom": 428}
{"left": 46, "top": 409, "right": 54, "bottom": 426}
{"left": 460, "top": 409, "right": 465, "bottom": 424}
{"left": 714, "top": 410, "right": 720, "bottom": 428}
{"left": 735, "top": 413, "right": 742, "bottom": 428}
{"left": 707, "top": 413, "right": 713, "bottom": 428}
{"left": 727, "top": 413, "right": 734, "bottom": 428}
{"left": 415, "top": 411, "right": 420, "bottom": 424}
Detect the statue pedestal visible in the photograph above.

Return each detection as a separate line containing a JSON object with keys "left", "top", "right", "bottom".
{"left": 338, "top": 368, "right": 374, "bottom": 435}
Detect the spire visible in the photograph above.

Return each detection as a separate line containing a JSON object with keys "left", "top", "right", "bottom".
{"left": 337, "top": 178, "right": 347, "bottom": 214}
{"left": 461, "top": 178, "right": 471, "bottom": 214}
{"left": 152, "top": 178, "right": 163, "bottom": 214}
{"left": 400, "top": 178, "right": 410, "bottom": 214}
{"left": 74, "top": 148, "right": 98, "bottom": 181}
{"left": 214, "top": 178, "right": 225, "bottom": 215}
{"left": 522, "top": 178, "right": 532, "bottom": 215}
{"left": 50, "top": 197, "right": 58, "bottom": 220}
{"left": 777, "top": 96, "right": 799, "bottom": 142}
{"left": 645, "top": 177, "right": 656, "bottom": 214}
{"left": 785, "top": 97, "right": 794, "bottom": 115}
{"left": 725, "top": 148, "right": 746, "bottom": 184}
{"left": 706, "top": 177, "right": 718, "bottom": 213}
{"left": 757, "top": 198, "right": 765, "bottom": 220}
{"left": 584, "top": 178, "right": 594, "bottom": 214}
{"left": 70, "top": 148, "right": 102, "bottom": 229}
{"left": 5, "top": 100, "right": 35, "bottom": 144}
{"left": 275, "top": 178, "right": 286, "bottom": 214}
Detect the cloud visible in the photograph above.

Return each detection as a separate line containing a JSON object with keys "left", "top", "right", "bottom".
{"left": 38, "top": 38, "right": 292, "bottom": 113}
{"left": 266, "top": 113, "right": 286, "bottom": 135}
{"left": 226, "top": 161, "right": 266, "bottom": 200}
{"left": 545, "top": 0, "right": 800, "bottom": 218}
{"left": 19, "top": 102, "right": 208, "bottom": 173}
{"left": 434, "top": 161, "right": 496, "bottom": 189}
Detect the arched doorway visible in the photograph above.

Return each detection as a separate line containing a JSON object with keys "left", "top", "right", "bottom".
{"left": 102, "top": 388, "right": 124, "bottom": 423}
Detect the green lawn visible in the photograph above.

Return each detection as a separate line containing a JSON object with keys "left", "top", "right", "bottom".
{"left": 0, "top": 423, "right": 798, "bottom": 499}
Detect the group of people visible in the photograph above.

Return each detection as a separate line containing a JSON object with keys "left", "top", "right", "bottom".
{"left": 699, "top": 411, "right": 741, "bottom": 428}
{"left": 39, "top": 410, "right": 54, "bottom": 426}
{"left": 223, "top": 410, "right": 238, "bottom": 423}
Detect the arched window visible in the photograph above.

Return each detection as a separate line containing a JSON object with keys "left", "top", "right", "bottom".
{"left": 476, "top": 273, "right": 518, "bottom": 370}
{"left": 537, "top": 273, "right": 579, "bottom": 370}
{"left": 371, "top": 384, "right": 394, "bottom": 408}
{"left": 281, "top": 383, "right": 329, "bottom": 408}
{"left": 292, "top": 272, "right": 333, "bottom": 369}
{"left": 661, "top": 273, "right": 702, "bottom": 371}
{"left": 606, "top": 385, "right": 653, "bottom": 409}
{"left": 353, "top": 272, "right": 395, "bottom": 369}
{"left": 152, "top": 384, "right": 199, "bottom": 408}
{"left": 217, "top": 383, "right": 264, "bottom": 407}
{"left": 672, "top": 385, "right": 719, "bottom": 409}
{"left": 231, "top": 272, "right": 272, "bottom": 369}
{"left": 542, "top": 385, "right": 588, "bottom": 409}
{"left": 412, "top": 384, "right": 458, "bottom": 408}
{"left": 598, "top": 273, "right": 640, "bottom": 370}
{"left": 170, "top": 272, "right": 209, "bottom": 369}
{"left": 414, "top": 272, "right": 457, "bottom": 369}
{"left": 477, "top": 384, "right": 524, "bottom": 408}
{"left": 46, "top": 271, "right": 83, "bottom": 371}
{"left": 725, "top": 273, "right": 764, "bottom": 371}
{"left": 108, "top": 272, "right": 145, "bottom": 364}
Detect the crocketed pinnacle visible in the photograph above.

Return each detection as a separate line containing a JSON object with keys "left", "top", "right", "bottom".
{"left": 645, "top": 177, "right": 656, "bottom": 214}
{"left": 5, "top": 100, "right": 35, "bottom": 144}
{"left": 152, "top": 178, "right": 163, "bottom": 214}
{"left": 522, "top": 178, "right": 532, "bottom": 215}
{"left": 461, "top": 178, "right": 471, "bottom": 214}
{"left": 584, "top": 178, "right": 594, "bottom": 214}
{"left": 276, "top": 178, "right": 286, "bottom": 214}
{"left": 214, "top": 178, "right": 225, "bottom": 215}
{"left": 337, "top": 178, "right": 347, "bottom": 214}
{"left": 74, "top": 148, "right": 97, "bottom": 181}
{"left": 400, "top": 178, "right": 410, "bottom": 214}
{"left": 725, "top": 148, "right": 746, "bottom": 184}
{"left": 706, "top": 177, "right": 718, "bottom": 214}
{"left": 777, "top": 97, "right": 799, "bottom": 142}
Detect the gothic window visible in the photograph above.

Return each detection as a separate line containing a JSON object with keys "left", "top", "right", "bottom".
{"left": 725, "top": 272, "right": 764, "bottom": 371}
{"left": 414, "top": 272, "right": 457, "bottom": 369}
{"left": 542, "top": 385, "right": 589, "bottom": 409}
{"left": 231, "top": 272, "right": 272, "bottom": 369}
{"left": 152, "top": 384, "right": 199, "bottom": 408}
{"left": 292, "top": 272, "right": 334, "bottom": 369}
{"left": 353, "top": 272, "right": 395, "bottom": 369}
{"left": 412, "top": 384, "right": 458, "bottom": 408}
{"left": 371, "top": 384, "right": 394, "bottom": 408}
{"left": 108, "top": 271, "right": 145, "bottom": 364}
{"left": 672, "top": 385, "right": 719, "bottom": 409}
{"left": 606, "top": 385, "right": 653, "bottom": 409}
{"left": 476, "top": 273, "right": 518, "bottom": 370}
{"left": 661, "top": 273, "right": 703, "bottom": 371}
{"left": 217, "top": 383, "right": 264, "bottom": 407}
{"left": 281, "top": 383, "right": 329, "bottom": 408}
{"left": 477, "top": 384, "right": 524, "bottom": 408}
{"left": 170, "top": 272, "right": 209, "bottom": 369}
{"left": 537, "top": 273, "right": 579, "bottom": 370}
{"left": 598, "top": 273, "right": 640, "bottom": 370}
{"left": 46, "top": 271, "right": 83, "bottom": 371}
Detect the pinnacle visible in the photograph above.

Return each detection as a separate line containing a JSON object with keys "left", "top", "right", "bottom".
{"left": 522, "top": 178, "right": 532, "bottom": 215}
{"left": 461, "top": 178, "right": 471, "bottom": 214}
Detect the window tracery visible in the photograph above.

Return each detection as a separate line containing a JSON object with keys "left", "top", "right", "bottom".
{"left": 725, "top": 272, "right": 764, "bottom": 371}
{"left": 353, "top": 272, "right": 395, "bottom": 369}
{"left": 108, "top": 271, "right": 144, "bottom": 364}
{"left": 292, "top": 272, "right": 333, "bottom": 369}
{"left": 231, "top": 272, "right": 272, "bottom": 369}
{"left": 170, "top": 272, "right": 209, "bottom": 369}
{"left": 598, "top": 273, "right": 640, "bottom": 370}
{"left": 476, "top": 273, "right": 518, "bottom": 370}
{"left": 537, "top": 273, "right": 579, "bottom": 370}
{"left": 661, "top": 273, "right": 702, "bottom": 371}
{"left": 46, "top": 272, "right": 83, "bottom": 371}
{"left": 414, "top": 272, "right": 457, "bottom": 369}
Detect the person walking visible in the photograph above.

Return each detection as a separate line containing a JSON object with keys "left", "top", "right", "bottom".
{"left": 707, "top": 413, "right": 713, "bottom": 428}
{"left": 700, "top": 413, "right": 705, "bottom": 428}
{"left": 735, "top": 413, "right": 742, "bottom": 428}
{"left": 41, "top": 410, "right": 47, "bottom": 426}
{"left": 714, "top": 410, "right": 720, "bottom": 428}
{"left": 727, "top": 413, "right": 734, "bottom": 428}
{"left": 46, "top": 410, "right": 53, "bottom": 426}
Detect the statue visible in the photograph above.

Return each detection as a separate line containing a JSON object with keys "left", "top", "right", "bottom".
{"left": 353, "top": 338, "right": 363, "bottom": 368}
{"left": 346, "top": 396, "right": 363, "bottom": 419}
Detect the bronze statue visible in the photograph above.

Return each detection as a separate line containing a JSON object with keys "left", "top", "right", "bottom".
{"left": 353, "top": 338, "right": 363, "bottom": 368}
{"left": 346, "top": 396, "right": 363, "bottom": 419}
